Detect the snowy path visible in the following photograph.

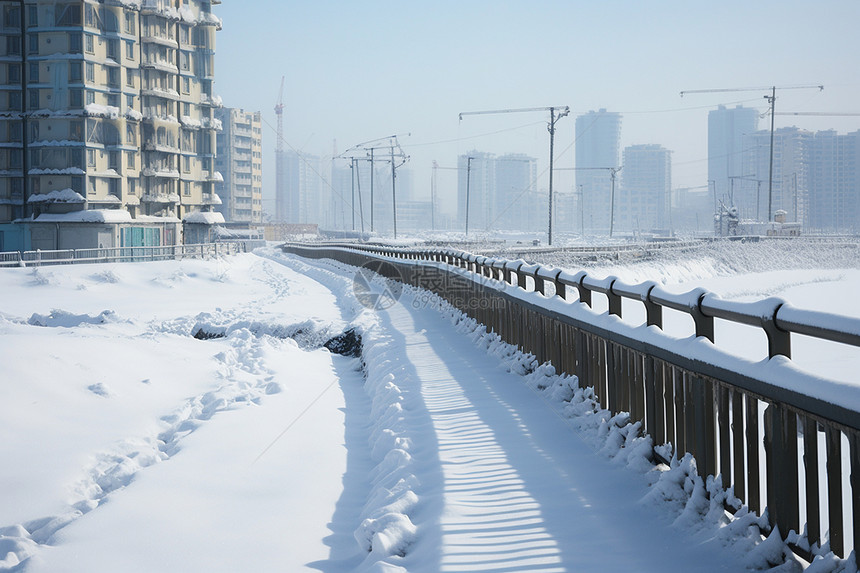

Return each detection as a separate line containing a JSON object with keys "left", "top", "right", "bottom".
{"left": 373, "top": 290, "right": 744, "bottom": 572}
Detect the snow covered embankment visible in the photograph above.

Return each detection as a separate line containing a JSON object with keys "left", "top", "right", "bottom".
{"left": 262, "top": 252, "right": 423, "bottom": 571}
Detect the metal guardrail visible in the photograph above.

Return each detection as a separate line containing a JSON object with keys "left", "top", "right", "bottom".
{"left": 282, "top": 241, "right": 860, "bottom": 566}
{"left": 0, "top": 242, "right": 251, "bottom": 268}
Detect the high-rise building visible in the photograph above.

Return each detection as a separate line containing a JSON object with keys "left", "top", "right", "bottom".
{"left": 0, "top": 0, "right": 222, "bottom": 250}
{"left": 214, "top": 108, "right": 261, "bottom": 224}
{"left": 456, "top": 152, "right": 537, "bottom": 233}
{"left": 279, "top": 149, "right": 322, "bottom": 225}
{"left": 741, "top": 127, "right": 811, "bottom": 223}
{"left": 619, "top": 144, "right": 672, "bottom": 233}
{"left": 808, "top": 130, "right": 860, "bottom": 233}
{"left": 457, "top": 151, "right": 494, "bottom": 232}
{"left": 494, "top": 153, "right": 537, "bottom": 231}
{"left": 575, "top": 109, "right": 621, "bottom": 234}
{"left": 708, "top": 105, "right": 759, "bottom": 215}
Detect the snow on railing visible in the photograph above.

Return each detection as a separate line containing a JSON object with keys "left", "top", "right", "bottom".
{"left": 281, "top": 240, "right": 860, "bottom": 569}
{"left": 0, "top": 242, "right": 250, "bottom": 268}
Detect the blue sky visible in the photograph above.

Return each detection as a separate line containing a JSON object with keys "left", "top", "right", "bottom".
{"left": 213, "top": 1, "right": 860, "bottom": 217}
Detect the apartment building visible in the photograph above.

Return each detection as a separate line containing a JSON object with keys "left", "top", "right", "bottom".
{"left": 0, "top": 0, "right": 222, "bottom": 251}
{"left": 619, "top": 144, "right": 672, "bottom": 233}
{"left": 214, "top": 107, "right": 262, "bottom": 224}
{"left": 575, "top": 109, "right": 622, "bottom": 234}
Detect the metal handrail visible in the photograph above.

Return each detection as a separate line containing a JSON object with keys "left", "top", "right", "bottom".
{"left": 0, "top": 242, "right": 251, "bottom": 268}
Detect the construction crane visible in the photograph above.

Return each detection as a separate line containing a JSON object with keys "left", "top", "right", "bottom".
{"left": 274, "top": 76, "right": 285, "bottom": 222}
{"left": 459, "top": 106, "right": 570, "bottom": 245}
{"left": 680, "top": 85, "right": 823, "bottom": 222}
{"left": 775, "top": 111, "right": 860, "bottom": 117}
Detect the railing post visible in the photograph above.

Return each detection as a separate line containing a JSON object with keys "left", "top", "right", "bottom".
{"left": 576, "top": 272, "right": 592, "bottom": 308}
{"left": 552, "top": 270, "right": 565, "bottom": 300}
{"left": 691, "top": 289, "right": 715, "bottom": 342}
{"left": 643, "top": 282, "right": 662, "bottom": 329}
{"left": 763, "top": 298, "right": 791, "bottom": 359}
{"left": 607, "top": 279, "right": 622, "bottom": 318}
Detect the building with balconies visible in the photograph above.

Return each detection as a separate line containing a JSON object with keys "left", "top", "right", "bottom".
{"left": 214, "top": 107, "right": 262, "bottom": 225}
{"left": 0, "top": 0, "right": 222, "bottom": 251}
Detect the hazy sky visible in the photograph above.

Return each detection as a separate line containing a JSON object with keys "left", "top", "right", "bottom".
{"left": 214, "top": 1, "right": 860, "bottom": 218}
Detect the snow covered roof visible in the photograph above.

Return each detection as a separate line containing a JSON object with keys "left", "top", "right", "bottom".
{"left": 27, "top": 189, "right": 86, "bottom": 204}
{"left": 32, "top": 210, "right": 133, "bottom": 223}
{"left": 183, "top": 212, "right": 226, "bottom": 225}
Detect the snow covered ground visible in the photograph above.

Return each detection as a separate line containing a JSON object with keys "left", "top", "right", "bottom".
{"left": 0, "top": 245, "right": 857, "bottom": 572}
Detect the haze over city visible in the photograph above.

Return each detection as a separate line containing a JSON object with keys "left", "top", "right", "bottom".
{"left": 215, "top": 0, "right": 860, "bottom": 220}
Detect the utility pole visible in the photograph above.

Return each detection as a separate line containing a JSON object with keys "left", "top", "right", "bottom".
{"left": 459, "top": 105, "right": 569, "bottom": 245}
{"left": 609, "top": 166, "right": 622, "bottom": 238}
{"left": 370, "top": 147, "right": 374, "bottom": 232}
{"left": 349, "top": 158, "right": 356, "bottom": 231}
{"left": 355, "top": 159, "right": 365, "bottom": 235}
{"left": 765, "top": 87, "right": 776, "bottom": 224}
{"left": 680, "top": 84, "right": 823, "bottom": 221}
{"left": 465, "top": 156, "right": 473, "bottom": 237}
{"left": 431, "top": 161, "right": 438, "bottom": 230}
{"left": 391, "top": 144, "right": 397, "bottom": 239}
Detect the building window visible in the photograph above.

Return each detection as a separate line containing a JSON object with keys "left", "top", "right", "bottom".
{"left": 182, "top": 76, "right": 190, "bottom": 94}
{"left": 29, "top": 62, "right": 38, "bottom": 81}
{"left": 127, "top": 151, "right": 136, "bottom": 169}
{"left": 124, "top": 12, "right": 135, "bottom": 34}
{"left": 107, "top": 39, "right": 118, "bottom": 60}
{"left": 70, "top": 121, "right": 83, "bottom": 140}
{"left": 183, "top": 181, "right": 191, "bottom": 196}
{"left": 27, "top": 6, "right": 37, "bottom": 27}
{"left": 88, "top": 177, "right": 97, "bottom": 196}
{"left": 180, "top": 51, "right": 190, "bottom": 71}
{"left": 125, "top": 40, "right": 134, "bottom": 60}
{"left": 28, "top": 33, "right": 38, "bottom": 54}
{"left": 7, "top": 36, "right": 21, "bottom": 56}
{"left": 109, "top": 151, "right": 119, "bottom": 170}
{"left": 126, "top": 124, "right": 136, "bottom": 144}
{"left": 84, "top": 4, "right": 96, "bottom": 27}
{"left": 126, "top": 69, "right": 134, "bottom": 87}
{"left": 85, "top": 90, "right": 95, "bottom": 105}
{"left": 8, "top": 63, "right": 21, "bottom": 83}
{"left": 183, "top": 155, "right": 191, "bottom": 173}
{"left": 29, "top": 89, "right": 39, "bottom": 109}
{"left": 85, "top": 62, "right": 94, "bottom": 82}
{"left": 126, "top": 94, "right": 135, "bottom": 108}
{"left": 71, "top": 176, "right": 83, "bottom": 194}
{"left": 69, "top": 32, "right": 81, "bottom": 53}
{"left": 107, "top": 67, "right": 119, "bottom": 87}
{"left": 179, "top": 25, "right": 189, "bottom": 44}
{"left": 87, "top": 149, "right": 96, "bottom": 166}
{"left": 85, "top": 33, "right": 93, "bottom": 53}
{"left": 128, "top": 178, "right": 136, "bottom": 195}
{"left": 107, "top": 93, "right": 119, "bottom": 107}
{"left": 70, "top": 89, "right": 83, "bottom": 107}
{"left": 4, "top": 6, "right": 21, "bottom": 28}
{"left": 8, "top": 91, "right": 21, "bottom": 111}
{"left": 69, "top": 62, "right": 81, "bottom": 82}
{"left": 55, "top": 4, "right": 82, "bottom": 26}
{"left": 29, "top": 122, "right": 38, "bottom": 142}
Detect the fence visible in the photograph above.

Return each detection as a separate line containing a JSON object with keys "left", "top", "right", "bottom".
{"left": 0, "top": 241, "right": 253, "bottom": 268}
{"left": 282, "top": 241, "right": 860, "bottom": 566}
